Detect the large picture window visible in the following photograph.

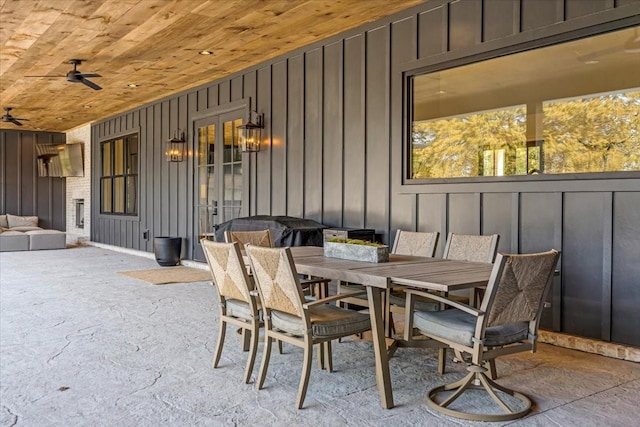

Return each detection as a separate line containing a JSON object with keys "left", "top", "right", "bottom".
{"left": 100, "top": 134, "right": 138, "bottom": 214}
{"left": 408, "top": 26, "right": 640, "bottom": 181}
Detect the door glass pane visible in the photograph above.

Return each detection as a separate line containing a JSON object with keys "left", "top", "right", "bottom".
{"left": 233, "top": 118, "right": 242, "bottom": 161}
{"left": 197, "top": 123, "right": 216, "bottom": 242}
{"left": 223, "top": 121, "right": 233, "bottom": 163}
{"left": 233, "top": 163, "right": 242, "bottom": 204}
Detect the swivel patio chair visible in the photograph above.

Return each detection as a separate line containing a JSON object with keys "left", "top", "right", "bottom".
{"left": 404, "top": 249, "right": 560, "bottom": 421}
{"left": 246, "top": 245, "right": 371, "bottom": 409}
{"left": 201, "top": 239, "right": 262, "bottom": 384}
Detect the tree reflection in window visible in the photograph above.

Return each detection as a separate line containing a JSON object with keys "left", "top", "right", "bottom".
{"left": 409, "top": 26, "right": 640, "bottom": 180}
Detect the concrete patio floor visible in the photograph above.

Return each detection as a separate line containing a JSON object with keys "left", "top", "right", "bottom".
{"left": 1, "top": 246, "right": 639, "bottom": 426}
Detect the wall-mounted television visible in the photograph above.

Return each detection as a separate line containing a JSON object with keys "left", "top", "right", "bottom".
{"left": 36, "top": 143, "right": 84, "bottom": 177}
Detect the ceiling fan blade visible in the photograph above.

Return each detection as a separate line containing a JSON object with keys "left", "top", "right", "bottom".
{"left": 14, "top": 117, "right": 29, "bottom": 121}
{"left": 25, "top": 75, "right": 66, "bottom": 78}
{"left": 80, "top": 78, "right": 102, "bottom": 90}
{"left": 10, "top": 118, "right": 23, "bottom": 126}
{"left": 77, "top": 73, "right": 101, "bottom": 78}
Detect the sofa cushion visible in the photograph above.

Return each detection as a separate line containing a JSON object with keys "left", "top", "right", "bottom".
{"left": 10, "top": 226, "right": 43, "bottom": 232}
{"left": 7, "top": 214, "right": 38, "bottom": 228}
{"left": 0, "top": 215, "right": 8, "bottom": 228}
{"left": 26, "top": 229, "right": 66, "bottom": 250}
{"left": 0, "top": 231, "right": 30, "bottom": 252}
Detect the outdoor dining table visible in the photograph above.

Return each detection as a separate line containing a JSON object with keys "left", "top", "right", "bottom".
{"left": 288, "top": 246, "right": 493, "bottom": 409}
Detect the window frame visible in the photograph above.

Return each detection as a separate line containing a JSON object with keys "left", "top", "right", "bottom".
{"left": 99, "top": 132, "right": 139, "bottom": 216}
{"left": 401, "top": 23, "right": 640, "bottom": 188}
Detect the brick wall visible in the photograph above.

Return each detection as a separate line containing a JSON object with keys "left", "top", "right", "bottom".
{"left": 65, "top": 124, "right": 91, "bottom": 244}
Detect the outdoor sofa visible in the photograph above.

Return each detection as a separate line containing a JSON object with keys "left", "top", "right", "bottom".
{"left": 0, "top": 214, "right": 66, "bottom": 252}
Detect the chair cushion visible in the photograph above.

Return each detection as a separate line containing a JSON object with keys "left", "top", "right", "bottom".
{"left": 271, "top": 304, "right": 371, "bottom": 339}
{"left": 413, "top": 309, "right": 528, "bottom": 347}
{"left": 225, "top": 299, "right": 260, "bottom": 321}
{"left": 0, "top": 215, "right": 8, "bottom": 228}
{"left": 389, "top": 292, "right": 439, "bottom": 311}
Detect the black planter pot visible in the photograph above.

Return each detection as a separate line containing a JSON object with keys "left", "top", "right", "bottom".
{"left": 154, "top": 237, "right": 182, "bottom": 267}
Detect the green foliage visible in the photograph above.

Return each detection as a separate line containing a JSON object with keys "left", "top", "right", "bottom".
{"left": 411, "top": 91, "right": 640, "bottom": 179}
{"left": 327, "top": 238, "right": 385, "bottom": 247}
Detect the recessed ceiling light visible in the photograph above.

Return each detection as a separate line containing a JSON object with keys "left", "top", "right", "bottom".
{"left": 83, "top": 104, "right": 92, "bottom": 108}
{"left": 127, "top": 83, "right": 139, "bottom": 88}
{"left": 584, "top": 60, "right": 599, "bottom": 65}
{"left": 56, "top": 117, "right": 64, "bottom": 120}
{"left": 199, "top": 50, "right": 213, "bottom": 55}
{"left": 436, "top": 90, "right": 447, "bottom": 94}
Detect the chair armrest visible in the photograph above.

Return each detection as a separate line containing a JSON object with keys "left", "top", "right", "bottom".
{"left": 404, "top": 288, "right": 483, "bottom": 317}
{"left": 303, "top": 291, "right": 367, "bottom": 308}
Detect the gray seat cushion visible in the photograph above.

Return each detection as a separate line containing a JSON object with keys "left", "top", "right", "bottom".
{"left": 413, "top": 309, "right": 528, "bottom": 347}
{"left": 389, "top": 292, "right": 439, "bottom": 311}
{"left": 225, "top": 299, "right": 259, "bottom": 321}
{"left": 272, "top": 304, "right": 370, "bottom": 339}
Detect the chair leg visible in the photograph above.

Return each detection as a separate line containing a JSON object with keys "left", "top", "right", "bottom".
{"left": 277, "top": 339, "right": 283, "bottom": 354}
{"left": 296, "top": 337, "right": 314, "bottom": 409}
{"left": 325, "top": 340, "right": 333, "bottom": 373}
{"left": 257, "top": 335, "right": 273, "bottom": 390}
{"left": 486, "top": 359, "right": 497, "bottom": 380}
{"left": 241, "top": 328, "right": 251, "bottom": 352}
{"left": 437, "top": 347, "right": 447, "bottom": 374}
{"left": 243, "top": 321, "right": 260, "bottom": 384}
{"left": 318, "top": 343, "right": 325, "bottom": 370}
{"left": 213, "top": 320, "right": 226, "bottom": 368}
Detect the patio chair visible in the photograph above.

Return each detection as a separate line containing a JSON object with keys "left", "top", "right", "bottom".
{"left": 385, "top": 231, "right": 440, "bottom": 334}
{"left": 226, "top": 228, "right": 327, "bottom": 298}
{"left": 224, "top": 229, "right": 273, "bottom": 254}
{"left": 338, "top": 230, "right": 440, "bottom": 315}
{"left": 404, "top": 249, "right": 560, "bottom": 421}
{"left": 246, "top": 245, "right": 371, "bottom": 409}
{"left": 201, "top": 239, "right": 263, "bottom": 384}
{"left": 443, "top": 232, "right": 500, "bottom": 263}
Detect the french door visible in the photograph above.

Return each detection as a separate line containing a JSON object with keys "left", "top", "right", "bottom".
{"left": 193, "top": 109, "right": 246, "bottom": 261}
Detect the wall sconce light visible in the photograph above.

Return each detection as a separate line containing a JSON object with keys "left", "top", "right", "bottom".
{"left": 238, "top": 109, "right": 263, "bottom": 153}
{"left": 166, "top": 129, "right": 186, "bottom": 162}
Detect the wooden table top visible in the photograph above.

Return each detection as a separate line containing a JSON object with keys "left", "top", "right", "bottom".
{"left": 289, "top": 246, "right": 493, "bottom": 291}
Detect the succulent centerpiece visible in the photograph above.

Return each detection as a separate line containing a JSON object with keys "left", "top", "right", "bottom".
{"left": 323, "top": 238, "right": 389, "bottom": 263}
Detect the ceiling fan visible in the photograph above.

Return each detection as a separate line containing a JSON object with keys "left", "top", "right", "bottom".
{"left": 2, "top": 107, "right": 29, "bottom": 126}
{"left": 26, "top": 59, "right": 102, "bottom": 90}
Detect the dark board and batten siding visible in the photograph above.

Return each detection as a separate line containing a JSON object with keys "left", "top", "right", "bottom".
{"left": 1, "top": 130, "right": 66, "bottom": 230}
{"left": 91, "top": 0, "right": 640, "bottom": 346}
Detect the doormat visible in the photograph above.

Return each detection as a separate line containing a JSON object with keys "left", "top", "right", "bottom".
{"left": 117, "top": 266, "right": 211, "bottom": 285}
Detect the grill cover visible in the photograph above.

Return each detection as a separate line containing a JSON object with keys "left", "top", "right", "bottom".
{"left": 214, "top": 216, "right": 327, "bottom": 247}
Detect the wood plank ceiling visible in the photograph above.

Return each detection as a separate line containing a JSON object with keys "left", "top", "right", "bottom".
{"left": 0, "top": 0, "right": 425, "bottom": 132}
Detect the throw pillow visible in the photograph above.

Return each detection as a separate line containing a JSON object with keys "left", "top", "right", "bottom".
{"left": 0, "top": 215, "right": 8, "bottom": 228}
{"left": 7, "top": 214, "right": 39, "bottom": 228}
